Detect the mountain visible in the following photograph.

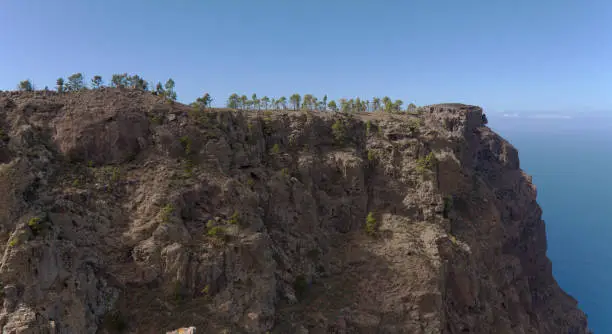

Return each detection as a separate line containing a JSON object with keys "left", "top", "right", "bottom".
{"left": 0, "top": 89, "right": 588, "bottom": 333}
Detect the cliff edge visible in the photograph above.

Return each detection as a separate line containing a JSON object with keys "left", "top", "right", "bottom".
{"left": 0, "top": 89, "right": 588, "bottom": 333}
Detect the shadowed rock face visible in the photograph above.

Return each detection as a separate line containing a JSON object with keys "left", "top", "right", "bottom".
{"left": 0, "top": 89, "right": 588, "bottom": 333}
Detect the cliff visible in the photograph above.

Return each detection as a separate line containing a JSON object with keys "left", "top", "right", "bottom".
{"left": 0, "top": 89, "right": 588, "bottom": 333}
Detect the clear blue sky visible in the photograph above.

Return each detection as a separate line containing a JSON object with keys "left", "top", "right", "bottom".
{"left": 1, "top": 0, "right": 611, "bottom": 111}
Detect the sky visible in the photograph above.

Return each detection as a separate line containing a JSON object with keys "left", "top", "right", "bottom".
{"left": 1, "top": 0, "right": 611, "bottom": 111}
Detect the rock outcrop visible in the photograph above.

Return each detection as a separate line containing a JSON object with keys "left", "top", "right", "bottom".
{"left": 0, "top": 89, "right": 588, "bottom": 333}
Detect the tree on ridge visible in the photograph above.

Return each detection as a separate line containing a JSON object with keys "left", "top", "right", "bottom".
{"left": 56, "top": 78, "right": 64, "bottom": 93}
{"left": 18, "top": 80, "right": 33, "bottom": 92}
{"left": 164, "top": 78, "right": 177, "bottom": 101}
{"left": 290, "top": 94, "right": 301, "bottom": 111}
{"left": 91, "top": 76, "right": 103, "bottom": 89}
{"left": 66, "top": 73, "right": 85, "bottom": 91}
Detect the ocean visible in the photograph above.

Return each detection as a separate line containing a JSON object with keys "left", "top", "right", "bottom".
{"left": 489, "top": 112, "right": 612, "bottom": 333}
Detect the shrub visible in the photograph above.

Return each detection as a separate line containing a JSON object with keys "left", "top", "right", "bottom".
{"left": 201, "top": 284, "right": 210, "bottom": 299}
{"left": 207, "top": 226, "right": 226, "bottom": 238}
{"left": 331, "top": 119, "right": 345, "bottom": 142}
{"left": 367, "top": 150, "right": 376, "bottom": 162}
{"left": 94, "top": 166, "right": 121, "bottom": 190}
{"left": 365, "top": 212, "right": 377, "bottom": 235}
{"left": 262, "top": 120, "right": 274, "bottom": 135}
{"left": 179, "top": 136, "right": 192, "bottom": 156}
{"left": 160, "top": 204, "right": 174, "bottom": 224}
{"left": 408, "top": 118, "right": 421, "bottom": 133}
{"left": 149, "top": 114, "right": 162, "bottom": 125}
{"left": 366, "top": 120, "right": 372, "bottom": 136}
{"left": 8, "top": 237, "right": 19, "bottom": 247}
{"left": 271, "top": 143, "right": 280, "bottom": 155}
{"left": 110, "top": 167, "right": 120, "bottom": 182}
{"left": 228, "top": 211, "right": 240, "bottom": 225}
{"left": 416, "top": 152, "right": 437, "bottom": 174}
{"left": 184, "top": 159, "right": 195, "bottom": 178}
{"left": 28, "top": 217, "right": 42, "bottom": 236}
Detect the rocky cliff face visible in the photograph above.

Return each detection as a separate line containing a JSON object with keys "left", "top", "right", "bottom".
{"left": 0, "top": 89, "right": 588, "bottom": 333}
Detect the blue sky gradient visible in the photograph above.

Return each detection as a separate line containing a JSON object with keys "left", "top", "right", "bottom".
{"left": 1, "top": 0, "right": 611, "bottom": 111}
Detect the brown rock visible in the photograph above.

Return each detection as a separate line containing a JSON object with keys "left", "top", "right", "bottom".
{"left": 0, "top": 90, "right": 588, "bottom": 333}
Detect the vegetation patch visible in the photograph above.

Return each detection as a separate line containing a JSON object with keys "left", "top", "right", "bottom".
{"left": 408, "top": 118, "right": 421, "bottom": 133}
{"left": 207, "top": 226, "right": 226, "bottom": 239}
{"left": 365, "top": 212, "right": 377, "bottom": 235}
{"left": 270, "top": 143, "right": 281, "bottom": 155}
{"left": 27, "top": 216, "right": 44, "bottom": 236}
{"left": 86, "top": 165, "right": 122, "bottom": 191}
{"left": 8, "top": 236, "right": 20, "bottom": 247}
{"left": 109, "top": 167, "right": 121, "bottom": 182}
{"left": 262, "top": 120, "right": 274, "bottom": 135}
{"left": 331, "top": 119, "right": 345, "bottom": 143}
{"left": 227, "top": 211, "right": 240, "bottom": 225}
{"left": 160, "top": 204, "right": 175, "bottom": 224}
{"left": 416, "top": 152, "right": 437, "bottom": 174}
{"left": 200, "top": 284, "right": 210, "bottom": 299}
{"left": 367, "top": 150, "right": 376, "bottom": 162}
{"left": 179, "top": 136, "right": 192, "bottom": 156}
{"left": 183, "top": 159, "right": 195, "bottom": 178}
{"left": 178, "top": 136, "right": 197, "bottom": 177}
{"left": 189, "top": 105, "right": 204, "bottom": 123}
{"left": 149, "top": 114, "right": 162, "bottom": 125}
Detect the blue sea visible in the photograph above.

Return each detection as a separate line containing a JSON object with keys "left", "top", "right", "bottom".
{"left": 489, "top": 112, "right": 612, "bottom": 333}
